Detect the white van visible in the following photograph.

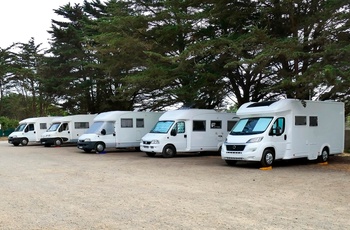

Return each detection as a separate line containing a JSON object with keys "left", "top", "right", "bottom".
{"left": 221, "top": 99, "right": 345, "bottom": 167}
{"left": 8, "top": 117, "right": 58, "bottom": 146}
{"left": 140, "top": 109, "right": 239, "bottom": 157}
{"left": 40, "top": 114, "right": 97, "bottom": 147}
{"left": 77, "top": 111, "right": 163, "bottom": 153}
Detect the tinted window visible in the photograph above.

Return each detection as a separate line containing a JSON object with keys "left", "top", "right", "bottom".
{"left": 309, "top": 116, "right": 318, "bottom": 127}
{"left": 295, "top": 116, "right": 307, "bottom": 126}
{"left": 193, "top": 120, "right": 206, "bottom": 131}
{"left": 121, "top": 119, "right": 133, "bottom": 128}
{"left": 210, "top": 120, "right": 221, "bottom": 129}
{"left": 136, "top": 119, "right": 144, "bottom": 128}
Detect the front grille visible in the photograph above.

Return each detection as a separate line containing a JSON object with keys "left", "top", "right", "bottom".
{"left": 226, "top": 145, "right": 245, "bottom": 151}
{"left": 224, "top": 157, "right": 244, "bottom": 160}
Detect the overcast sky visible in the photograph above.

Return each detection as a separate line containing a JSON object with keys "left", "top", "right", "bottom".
{"left": 0, "top": 0, "right": 85, "bottom": 49}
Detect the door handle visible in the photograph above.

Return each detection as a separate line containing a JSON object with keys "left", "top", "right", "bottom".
{"left": 184, "top": 134, "right": 187, "bottom": 138}
{"left": 284, "top": 134, "right": 287, "bottom": 140}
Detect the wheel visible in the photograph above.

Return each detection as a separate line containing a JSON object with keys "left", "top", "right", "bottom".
{"left": 225, "top": 160, "right": 237, "bottom": 166}
{"left": 146, "top": 152, "right": 156, "bottom": 157}
{"left": 13, "top": 143, "right": 20, "bottom": 146}
{"left": 162, "top": 145, "right": 176, "bottom": 158}
{"left": 95, "top": 142, "right": 105, "bottom": 153}
{"left": 261, "top": 149, "right": 275, "bottom": 167}
{"left": 83, "top": 148, "right": 92, "bottom": 153}
{"left": 44, "top": 144, "right": 51, "bottom": 147}
{"left": 318, "top": 148, "right": 329, "bottom": 163}
{"left": 54, "top": 139, "right": 62, "bottom": 146}
{"left": 21, "top": 138, "right": 28, "bottom": 146}
{"left": 135, "top": 147, "right": 141, "bottom": 152}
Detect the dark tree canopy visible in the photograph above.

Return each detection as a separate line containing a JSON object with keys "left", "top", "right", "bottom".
{"left": 0, "top": 0, "right": 349, "bottom": 119}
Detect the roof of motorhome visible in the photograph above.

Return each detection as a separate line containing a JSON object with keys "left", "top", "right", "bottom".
{"left": 237, "top": 99, "right": 343, "bottom": 116}
{"left": 51, "top": 114, "right": 97, "bottom": 122}
{"left": 159, "top": 109, "right": 234, "bottom": 120}
{"left": 19, "top": 116, "right": 60, "bottom": 124}
{"left": 93, "top": 111, "right": 162, "bottom": 121}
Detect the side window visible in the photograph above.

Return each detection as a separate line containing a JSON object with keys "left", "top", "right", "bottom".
{"left": 61, "top": 123, "right": 69, "bottom": 131}
{"left": 121, "top": 118, "right": 133, "bottom": 128}
{"left": 40, "top": 123, "right": 47, "bottom": 129}
{"left": 28, "top": 124, "right": 35, "bottom": 131}
{"left": 210, "top": 120, "right": 222, "bottom": 129}
{"left": 295, "top": 116, "right": 307, "bottom": 126}
{"left": 193, "top": 120, "right": 206, "bottom": 131}
{"left": 74, "top": 122, "right": 89, "bottom": 129}
{"left": 136, "top": 118, "right": 144, "bottom": 128}
{"left": 227, "top": 120, "right": 238, "bottom": 132}
{"left": 271, "top": 117, "right": 285, "bottom": 136}
{"left": 176, "top": 121, "right": 185, "bottom": 133}
{"left": 105, "top": 121, "right": 115, "bottom": 134}
{"left": 309, "top": 116, "right": 318, "bottom": 127}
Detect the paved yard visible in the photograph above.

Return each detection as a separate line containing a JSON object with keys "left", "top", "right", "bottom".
{"left": 0, "top": 141, "right": 349, "bottom": 229}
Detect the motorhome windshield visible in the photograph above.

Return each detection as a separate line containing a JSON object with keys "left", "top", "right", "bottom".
{"left": 15, "top": 124, "right": 27, "bottom": 131}
{"left": 86, "top": 121, "right": 104, "bottom": 133}
{"left": 47, "top": 123, "right": 60, "bottom": 132}
{"left": 150, "top": 121, "right": 174, "bottom": 133}
{"left": 230, "top": 117, "right": 273, "bottom": 135}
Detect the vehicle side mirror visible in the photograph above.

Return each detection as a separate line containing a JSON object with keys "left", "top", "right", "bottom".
{"left": 269, "top": 127, "right": 282, "bottom": 136}
{"left": 101, "top": 129, "right": 106, "bottom": 135}
{"left": 170, "top": 129, "right": 177, "bottom": 136}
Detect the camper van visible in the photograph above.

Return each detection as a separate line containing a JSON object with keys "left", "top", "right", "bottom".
{"left": 40, "top": 114, "right": 97, "bottom": 147}
{"left": 221, "top": 99, "right": 345, "bottom": 167}
{"left": 140, "top": 109, "right": 239, "bottom": 158}
{"left": 8, "top": 117, "right": 58, "bottom": 146}
{"left": 77, "top": 111, "right": 163, "bottom": 153}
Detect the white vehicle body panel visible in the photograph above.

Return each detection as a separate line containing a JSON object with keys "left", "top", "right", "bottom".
{"left": 141, "top": 109, "right": 239, "bottom": 155}
{"left": 40, "top": 114, "right": 97, "bottom": 146}
{"left": 8, "top": 117, "right": 59, "bottom": 145}
{"left": 221, "top": 99, "right": 345, "bottom": 164}
{"left": 77, "top": 111, "right": 163, "bottom": 152}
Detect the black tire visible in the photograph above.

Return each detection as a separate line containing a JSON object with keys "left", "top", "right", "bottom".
{"left": 83, "top": 148, "right": 92, "bottom": 153}
{"left": 21, "top": 138, "right": 28, "bottom": 146}
{"left": 318, "top": 148, "right": 329, "bottom": 163}
{"left": 13, "top": 143, "right": 20, "bottom": 146}
{"left": 54, "top": 139, "right": 62, "bottom": 146}
{"left": 225, "top": 160, "right": 237, "bottom": 166}
{"left": 261, "top": 149, "right": 275, "bottom": 167}
{"left": 95, "top": 142, "right": 105, "bottom": 153}
{"left": 44, "top": 144, "right": 51, "bottom": 147}
{"left": 135, "top": 147, "right": 141, "bottom": 152}
{"left": 146, "top": 152, "right": 156, "bottom": 157}
{"left": 162, "top": 145, "right": 176, "bottom": 158}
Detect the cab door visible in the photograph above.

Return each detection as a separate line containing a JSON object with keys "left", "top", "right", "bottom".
{"left": 169, "top": 121, "right": 187, "bottom": 151}
{"left": 59, "top": 122, "right": 71, "bottom": 140}
{"left": 269, "top": 117, "right": 287, "bottom": 159}
{"left": 24, "top": 123, "right": 36, "bottom": 141}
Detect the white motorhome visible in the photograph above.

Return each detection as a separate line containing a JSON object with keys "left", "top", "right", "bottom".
{"left": 77, "top": 111, "right": 163, "bottom": 153}
{"left": 40, "top": 114, "right": 97, "bottom": 147}
{"left": 221, "top": 99, "right": 345, "bottom": 167}
{"left": 8, "top": 117, "right": 59, "bottom": 146}
{"left": 140, "top": 109, "right": 239, "bottom": 158}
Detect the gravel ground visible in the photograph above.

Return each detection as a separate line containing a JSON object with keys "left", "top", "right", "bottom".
{"left": 0, "top": 140, "right": 350, "bottom": 230}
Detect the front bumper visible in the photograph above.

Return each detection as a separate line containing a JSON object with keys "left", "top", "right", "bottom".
{"left": 140, "top": 143, "right": 162, "bottom": 153}
{"left": 77, "top": 141, "right": 97, "bottom": 151}
{"left": 221, "top": 143, "right": 262, "bottom": 162}
{"left": 8, "top": 137, "right": 22, "bottom": 145}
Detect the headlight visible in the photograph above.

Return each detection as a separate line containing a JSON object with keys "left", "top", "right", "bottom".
{"left": 247, "top": 137, "right": 263, "bottom": 143}
{"left": 151, "top": 140, "right": 159, "bottom": 144}
{"left": 84, "top": 138, "right": 91, "bottom": 142}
